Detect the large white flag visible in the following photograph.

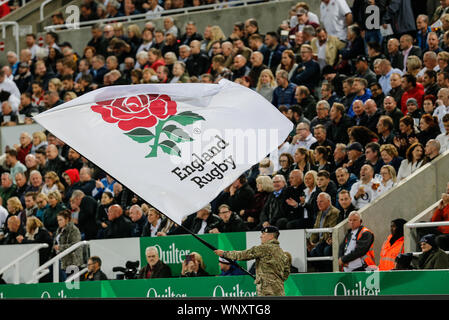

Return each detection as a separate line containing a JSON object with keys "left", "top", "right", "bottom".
{"left": 34, "top": 79, "right": 293, "bottom": 225}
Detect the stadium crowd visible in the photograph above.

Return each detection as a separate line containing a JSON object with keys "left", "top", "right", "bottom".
{"left": 1, "top": 0, "right": 449, "bottom": 278}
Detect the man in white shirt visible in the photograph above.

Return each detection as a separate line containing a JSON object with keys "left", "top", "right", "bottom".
{"left": 320, "top": 0, "right": 353, "bottom": 42}
{"left": 289, "top": 121, "right": 317, "bottom": 155}
{"left": 350, "top": 164, "right": 379, "bottom": 209}
{"left": 0, "top": 69, "right": 20, "bottom": 112}
{"left": 434, "top": 88, "right": 449, "bottom": 133}
{"left": 436, "top": 114, "right": 449, "bottom": 153}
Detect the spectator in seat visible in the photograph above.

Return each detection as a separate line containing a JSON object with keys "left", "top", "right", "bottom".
{"left": 141, "top": 206, "right": 163, "bottom": 237}
{"left": 257, "top": 175, "right": 289, "bottom": 230}
{"left": 380, "top": 144, "right": 403, "bottom": 173}
{"left": 436, "top": 114, "right": 449, "bottom": 153}
{"left": 378, "top": 218, "right": 406, "bottom": 271}
{"left": 396, "top": 142, "right": 425, "bottom": 181}
{"left": 82, "top": 256, "right": 108, "bottom": 281}
{"left": 0, "top": 173, "right": 18, "bottom": 204}
{"left": 137, "top": 246, "right": 172, "bottom": 279}
{"left": 337, "top": 189, "right": 357, "bottom": 223}
{"left": 424, "top": 139, "right": 442, "bottom": 163}
{"left": 308, "top": 192, "right": 340, "bottom": 271}
{"left": 417, "top": 234, "right": 449, "bottom": 270}
{"left": 1, "top": 215, "right": 25, "bottom": 245}
{"left": 328, "top": 102, "right": 355, "bottom": 145}
{"left": 400, "top": 74, "right": 425, "bottom": 115}
{"left": 375, "top": 165, "right": 397, "bottom": 197}
{"left": 293, "top": 44, "right": 320, "bottom": 93}
{"left": 17, "top": 216, "right": 52, "bottom": 265}
{"left": 338, "top": 211, "right": 375, "bottom": 271}
{"left": 226, "top": 174, "right": 255, "bottom": 216}
{"left": 218, "top": 256, "right": 246, "bottom": 276}
{"left": 350, "top": 164, "right": 379, "bottom": 209}
{"left": 431, "top": 183, "right": 449, "bottom": 251}
{"left": 240, "top": 175, "right": 273, "bottom": 230}
{"left": 181, "top": 252, "right": 209, "bottom": 277}
{"left": 128, "top": 204, "right": 147, "bottom": 237}
{"left": 103, "top": 204, "right": 133, "bottom": 239}
{"left": 377, "top": 115, "right": 396, "bottom": 146}
{"left": 42, "top": 190, "right": 66, "bottom": 236}
{"left": 209, "top": 204, "right": 247, "bottom": 233}
{"left": 72, "top": 167, "right": 96, "bottom": 197}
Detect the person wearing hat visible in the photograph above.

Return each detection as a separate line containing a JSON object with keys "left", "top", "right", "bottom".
{"left": 13, "top": 62, "right": 32, "bottom": 94}
{"left": 418, "top": 234, "right": 449, "bottom": 270}
{"left": 394, "top": 252, "right": 414, "bottom": 270}
{"left": 344, "top": 141, "right": 365, "bottom": 178}
{"left": 214, "top": 226, "right": 291, "bottom": 296}
{"left": 406, "top": 98, "right": 423, "bottom": 125}
{"left": 218, "top": 256, "right": 246, "bottom": 276}
{"left": 354, "top": 55, "right": 377, "bottom": 87}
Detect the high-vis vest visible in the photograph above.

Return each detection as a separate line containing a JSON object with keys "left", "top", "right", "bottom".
{"left": 378, "top": 235, "right": 404, "bottom": 271}
{"left": 352, "top": 226, "right": 376, "bottom": 267}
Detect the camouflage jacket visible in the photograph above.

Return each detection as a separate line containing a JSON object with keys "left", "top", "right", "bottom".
{"left": 223, "top": 239, "right": 290, "bottom": 296}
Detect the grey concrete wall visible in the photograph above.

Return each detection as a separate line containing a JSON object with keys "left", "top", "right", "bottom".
{"left": 333, "top": 150, "right": 449, "bottom": 270}
{"left": 36, "top": 0, "right": 299, "bottom": 56}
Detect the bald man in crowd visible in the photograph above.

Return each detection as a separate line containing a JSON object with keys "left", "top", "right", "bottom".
{"left": 103, "top": 204, "right": 133, "bottom": 239}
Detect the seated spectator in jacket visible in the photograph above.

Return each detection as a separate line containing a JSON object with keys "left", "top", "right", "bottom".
{"left": 424, "top": 139, "right": 441, "bottom": 163}
{"left": 431, "top": 183, "right": 449, "bottom": 251}
{"left": 380, "top": 143, "right": 403, "bottom": 173}
{"left": 377, "top": 115, "right": 396, "bottom": 146}
{"left": 337, "top": 190, "right": 357, "bottom": 223}
{"left": 1, "top": 215, "right": 25, "bottom": 245}
{"left": 328, "top": 102, "right": 355, "bottom": 145}
{"left": 378, "top": 218, "right": 407, "bottom": 271}
{"left": 72, "top": 167, "right": 96, "bottom": 196}
{"left": 256, "top": 174, "right": 289, "bottom": 230}
{"left": 348, "top": 78, "right": 372, "bottom": 119}
{"left": 280, "top": 169, "right": 308, "bottom": 229}
{"left": 17, "top": 216, "right": 52, "bottom": 265}
{"left": 343, "top": 142, "right": 365, "bottom": 178}
{"left": 364, "top": 142, "right": 383, "bottom": 175}
{"left": 137, "top": 246, "right": 172, "bottom": 279}
{"left": 308, "top": 192, "right": 340, "bottom": 271}
{"left": 209, "top": 204, "right": 248, "bottom": 233}
{"left": 0, "top": 101, "right": 18, "bottom": 126}
{"left": 23, "top": 191, "right": 38, "bottom": 218}
{"left": 400, "top": 74, "right": 425, "bottom": 114}
{"left": 0, "top": 173, "right": 18, "bottom": 206}
{"left": 225, "top": 174, "right": 255, "bottom": 215}
{"left": 141, "top": 207, "right": 163, "bottom": 237}
{"left": 70, "top": 190, "right": 99, "bottom": 240}
{"left": 128, "top": 204, "right": 147, "bottom": 237}
{"left": 82, "top": 256, "right": 108, "bottom": 281}
{"left": 335, "top": 167, "right": 357, "bottom": 195}
{"left": 338, "top": 211, "right": 376, "bottom": 271}
{"left": 218, "top": 256, "right": 246, "bottom": 276}
{"left": 316, "top": 170, "right": 337, "bottom": 206}
{"left": 363, "top": 99, "right": 382, "bottom": 134}
{"left": 350, "top": 164, "right": 379, "bottom": 209}
{"left": 182, "top": 204, "right": 222, "bottom": 235}
{"left": 42, "top": 144, "right": 67, "bottom": 177}
{"left": 181, "top": 252, "right": 209, "bottom": 277}
{"left": 418, "top": 234, "right": 449, "bottom": 270}
{"left": 272, "top": 69, "right": 297, "bottom": 108}
{"left": 103, "top": 204, "right": 133, "bottom": 239}
{"left": 310, "top": 102, "right": 332, "bottom": 134}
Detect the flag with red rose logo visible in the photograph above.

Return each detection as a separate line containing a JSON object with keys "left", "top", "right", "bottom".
{"left": 34, "top": 80, "right": 293, "bottom": 225}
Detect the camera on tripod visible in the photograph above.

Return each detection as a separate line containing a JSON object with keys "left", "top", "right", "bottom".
{"left": 112, "top": 260, "right": 140, "bottom": 280}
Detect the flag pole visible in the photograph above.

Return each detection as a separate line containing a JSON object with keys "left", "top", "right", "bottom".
{"left": 58, "top": 141, "right": 255, "bottom": 280}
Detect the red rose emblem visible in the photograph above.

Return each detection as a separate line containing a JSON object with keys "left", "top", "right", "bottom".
{"left": 91, "top": 94, "right": 177, "bottom": 131}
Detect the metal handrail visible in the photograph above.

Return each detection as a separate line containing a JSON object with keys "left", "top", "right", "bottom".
{"left": 28, "top": 240, "right": 89, "bottom": 284}
{"left": 42, "top": 0, "right": 278, "bottom": 30}
{"left": 305, "top": 227, "right": 334, "bottom": 262}
{"left": 65, "top": 266, "right": 88, "bottom": 283}
{"left": 0, "top": 243, "right": 49, "bottom": 284}
{"left": 0, "top": 22, "right": 20, "bottom": 56}
{"left": 40, "top": 0, "right": 52, "bottom": 21}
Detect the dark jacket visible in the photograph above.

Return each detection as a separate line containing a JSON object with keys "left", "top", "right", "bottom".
{"left": 218, "top": 212, "right": 248, "bottom": 233}
{"left": 327, "top": 114, "right": 356, "bottom": 144}
{"left": 1, "top": 225, "right": 25, "bottom": 245}
{"left": 103, "top": 215, "right": 133, "bottom": 239}
{"left": 292, "top": 59, "right": 320, "bottom": 93}
{"left": 43, "top": 202, "right": 67, "bottom": 234}
{"left": 227, "top": 183, "right": 255, "bottom": 214}
{"left": 82, "top": 269, "right": 108, "bottom": 281}
{"left": 258, "top": 189, "right": 288, "bottom": 229}
{"left": 137, "top": 260, "right": 172, "bottom": 279}
{"left": 22, "top": 227, "right": 53, "bottom": 264}
{"left": 338, "top": 225, "right": 374, "bottom": 265}
{"left": 418, "top": 248, "right": 449, "bottom": 270}
{"left": 131, "top": 214, "right": 147, "bottom": 237}
{"left": 78, "top": 196, "right": 99, "bottom": 240}
{"left": 42, "top": 156, "right": 67, "bottom": 177}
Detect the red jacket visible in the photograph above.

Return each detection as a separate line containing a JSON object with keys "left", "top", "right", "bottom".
{"left": 401, "top": 83, "right": 425, "bottom": 115}
{"left": 431, "top": 203, "right": 449, "bottom": 234}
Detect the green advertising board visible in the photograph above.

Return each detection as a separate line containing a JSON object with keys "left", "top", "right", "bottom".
{"left": 139, "top": 232, "right": 248, "bottom": 276}
{"left": 2, "top": 270, "right": 449, "bottom": 298}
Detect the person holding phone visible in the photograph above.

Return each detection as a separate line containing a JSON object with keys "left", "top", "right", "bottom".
{"left": 181, "top": 252, "right": 209, "bottom": 277}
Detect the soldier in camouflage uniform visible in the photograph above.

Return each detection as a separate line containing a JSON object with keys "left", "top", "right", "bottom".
{"left": 214, "top": 226, "right": 291, "bottom": 296}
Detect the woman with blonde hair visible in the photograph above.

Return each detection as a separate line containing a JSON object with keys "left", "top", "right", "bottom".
{"left": 256, "top": 69, "right": 276, "bottom": 102}
{"left": 42, "top": 190, "right": 67, "bottom": 235}
{"left": 406, "top": 55, "right": 422, "bottom": 78}
{"left": 181, "top": 251, "right": 209, "bottom": 277}
{"left": 276, "top": 49, "right": 298, "bottom": 81}
{"left": 206, "top": 25, "right": 226, "bottom": 52}
{"left": 17, "top": 216, "right": 53, "bottom": 264}
{"left": 30, "top": 131, "right": 47, "bottom": 154}
{"left": 5, "top": 196, "right": 26, "bottom": 228}
{"left": 376, "top": 165, "right": 397, "bottom": 197}
{"left": 48, "top": 78, "right": 63, "bottom": 94}
{"left": 380, "top": 144, "right": 403, "bottom": 173}
{"left": 240, "top": 175, "right": 274, "bottom": 229}
{"left": 41, "top": 171, "right": 65, "bottom": 196}
{"left": 301, "top": 170, "right": 319, "bottom": 227}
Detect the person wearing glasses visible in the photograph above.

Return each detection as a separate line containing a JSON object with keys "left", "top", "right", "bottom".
{"left": 209, "top": 204, "right": 247, "bottom": 234}
{"left": 83, "top": 256, "right": 108, "bottom": 281}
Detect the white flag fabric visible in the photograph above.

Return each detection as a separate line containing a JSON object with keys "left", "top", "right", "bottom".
{"left": 34, "top": 79, "right": 293, "bottom": 225}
